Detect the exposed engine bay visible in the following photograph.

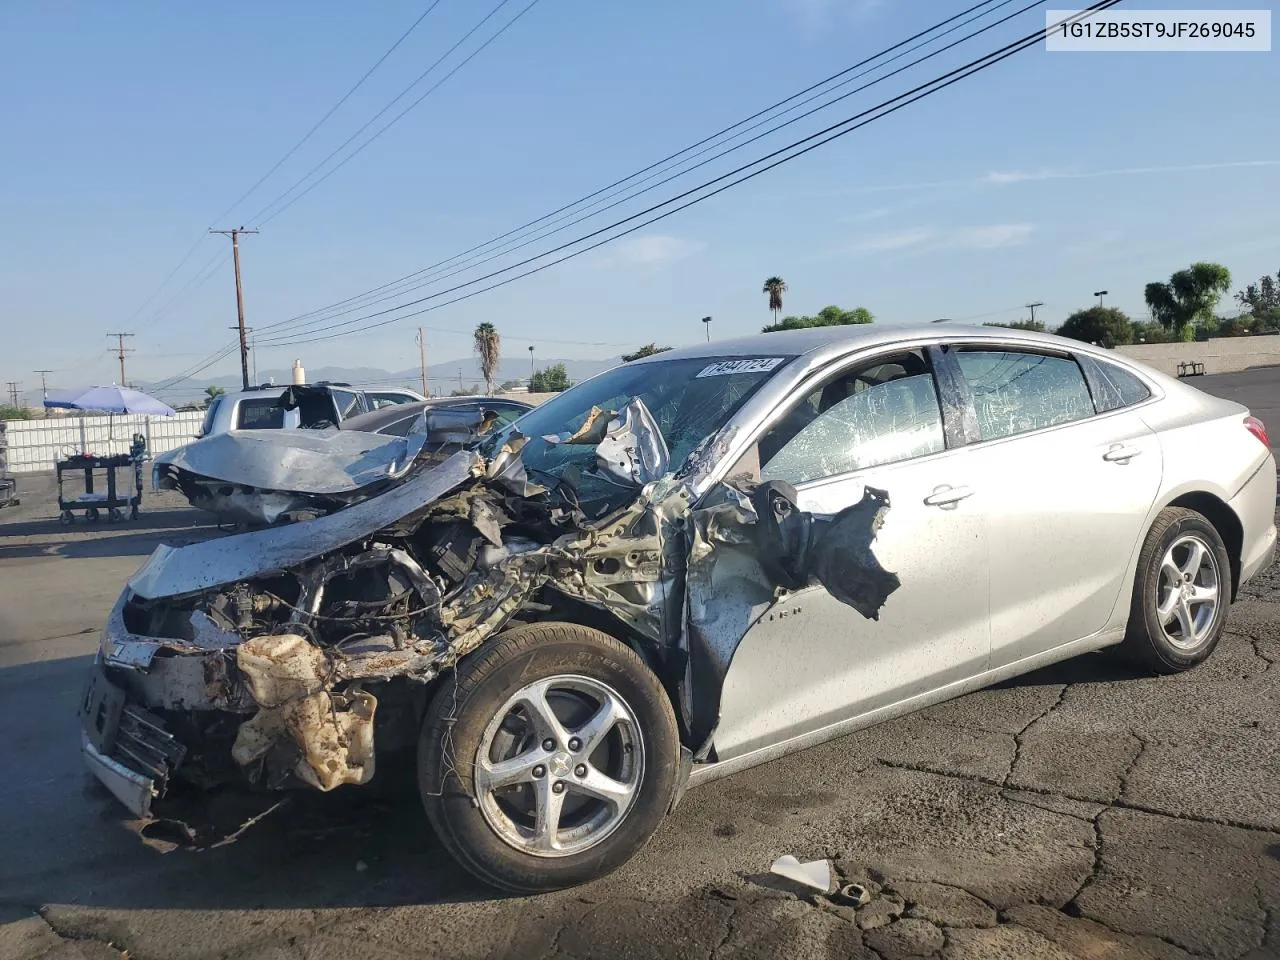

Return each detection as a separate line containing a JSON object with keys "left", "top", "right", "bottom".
{"left": 83, "top": 394, "right": 901, "bottom": 845}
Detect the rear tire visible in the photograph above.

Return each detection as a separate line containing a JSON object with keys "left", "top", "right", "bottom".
{"left": 418, "top": 622, "right": 679, "bottom": 893}
{"left": 1124, "top": 507, "right": 1231, "bottom": 673}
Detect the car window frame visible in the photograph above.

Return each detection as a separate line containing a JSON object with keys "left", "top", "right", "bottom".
{"left": 1075, "top": 353, "right": 1156, "bottom": 414}
{"left": 731, "top": 343, "right": 967, "bottom": 491}
{"left": 932, "top": 341, "right": 1105, "bottom": 447}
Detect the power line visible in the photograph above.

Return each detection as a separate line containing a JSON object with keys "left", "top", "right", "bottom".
{"left": 255, "top": 0, "right": 1018, "bottom": 335}
{"left": 260, "top": 2, "right": 1121, "bottom": 349}
{"left": 258, "top": 0, "right": 1051, "bottom": 344}
{"left": 249, "top": 0, "right": 538, "bottom": 226}
{"left": 135, "top": 248, "right": 230, "bottom": 334}
{"left": 112, "top": 3, "right": 447, "bottom": 341}
{"left": 211, "top": 0, "right": 446, "bottom": 225}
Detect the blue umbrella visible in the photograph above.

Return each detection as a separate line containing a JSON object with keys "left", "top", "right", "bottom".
{"left": 45, "top": 385, "right": 176, "bottom": 417}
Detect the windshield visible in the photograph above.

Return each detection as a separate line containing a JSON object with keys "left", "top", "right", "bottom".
{"left": 485, "top": 354, "right": 794, "bottom": 500}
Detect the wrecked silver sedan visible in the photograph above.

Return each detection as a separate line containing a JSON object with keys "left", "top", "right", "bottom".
{"left": 81, "top": 325, "right": 1277, "bottom": 892}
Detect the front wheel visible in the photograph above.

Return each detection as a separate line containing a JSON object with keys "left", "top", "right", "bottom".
{"left": 418, "top": 622, "right": 680, "bottom": 893}
{"left": 1124, "top": 507, "right": 1231, "bottom": 673}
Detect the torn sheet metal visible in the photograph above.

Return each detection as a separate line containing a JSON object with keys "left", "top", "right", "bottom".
{"left": 542, "top": 398, "right": 671, "bottom": 488}
{"left": 129, "top": 452, "right": 477, "bottom": 599}
{"left": 153, "top": 428, "right": 427, "bottom": 496}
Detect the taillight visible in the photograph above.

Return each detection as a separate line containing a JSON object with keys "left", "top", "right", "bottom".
{"left": 1244, "top": 415, "right": 1269, "bottom": 448}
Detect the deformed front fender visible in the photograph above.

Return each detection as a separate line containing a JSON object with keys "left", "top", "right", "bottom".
{"left": 130, "top": 451, "right": 479, "bottom": 600}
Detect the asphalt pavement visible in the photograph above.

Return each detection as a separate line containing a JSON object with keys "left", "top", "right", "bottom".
{"left": 1, "top": 370, "right": 1278, "bottom": 960}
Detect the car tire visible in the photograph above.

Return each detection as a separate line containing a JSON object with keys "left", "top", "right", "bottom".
{"left": 418, "top": 621, "right": 680, "bottom": 893}
{"left": 1124, "top": 507, "right": 1232, "bottom": 673}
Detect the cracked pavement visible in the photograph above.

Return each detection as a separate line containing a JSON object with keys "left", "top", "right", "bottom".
{"left": 3, "top": 371, "right": 1280, "bottom": 960}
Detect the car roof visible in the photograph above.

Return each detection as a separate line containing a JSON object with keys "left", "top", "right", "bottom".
{"left": 628, "top": 323, "right": 1085, "bottom": 363}
{"left": 624, "top": 323, "right": 1149, "bottom": 375}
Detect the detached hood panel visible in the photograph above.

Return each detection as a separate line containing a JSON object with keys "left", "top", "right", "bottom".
{"left": 130, "top": 452, "right": 478, "bottom": 599}
{"left": 153, "top": 428, "right": 429, "bottom": 495}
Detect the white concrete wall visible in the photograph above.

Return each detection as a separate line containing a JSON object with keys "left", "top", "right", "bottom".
{"left": 1116, "top": 335, "right": 1280, "bottom": 378}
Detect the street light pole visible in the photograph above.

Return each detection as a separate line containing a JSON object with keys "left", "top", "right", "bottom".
{"left": 528, "top": 345, "right": 535, "bottom": 385}
{"left": 1094, "top": 290, "right": 1108, "bottom": 308}
{"left": 702, "top": 316, "right": 712, "bottom": 341}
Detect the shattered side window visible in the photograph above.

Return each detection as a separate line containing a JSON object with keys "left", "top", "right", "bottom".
{"left": 760, "top": 351, "right": 946, "bottom": 485}
{"left": 956, "top": 350, "right": 1095, "bottom": 441}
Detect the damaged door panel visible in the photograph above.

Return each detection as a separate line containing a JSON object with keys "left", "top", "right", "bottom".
{"left": 704, "top": 349, "right": 991, "bottom": 761}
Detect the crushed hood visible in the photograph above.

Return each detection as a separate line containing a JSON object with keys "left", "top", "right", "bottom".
{"left": 153, "top": 428, "right": 428, "bottom": 496}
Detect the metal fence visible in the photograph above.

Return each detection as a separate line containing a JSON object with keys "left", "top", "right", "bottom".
{"left": 0, "top": 413, "right": 204, "bottom": 473}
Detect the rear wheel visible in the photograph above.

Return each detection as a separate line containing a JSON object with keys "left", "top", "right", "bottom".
{"left": 418, "top": 622, "right": 679, "bottom": 893}
{"left": 1124, "top": 507, "right": 1231, "bottom": 673}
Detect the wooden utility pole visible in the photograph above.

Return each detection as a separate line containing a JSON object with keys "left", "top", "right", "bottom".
{"left": 34, "top": 369, "right": 52, "bottom": 402}
{"left": 1026, "top": 301, "right": 1044, "bottom": 326}
{"left": 417, "top": 327, "right": 429, "bottom": 397}
{"left": 211, "top": 227, "right": 259, "bottom": 390}
{"left": 5, "top": 382, "right": 21, "bottom": 407}
{"left": 107, "top": 333, "right": 134, "bottom": 385}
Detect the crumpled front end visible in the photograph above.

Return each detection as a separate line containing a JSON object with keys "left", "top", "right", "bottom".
{"left": 82, "top": 400, "right": 903, "bottom": 845}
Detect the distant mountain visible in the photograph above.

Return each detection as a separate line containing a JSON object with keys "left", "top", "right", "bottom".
{"left": 141, "top": 356, "right": 620, "bottom": 400}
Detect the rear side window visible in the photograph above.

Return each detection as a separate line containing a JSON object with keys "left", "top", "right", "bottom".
{"left": 236, "top": 398, "right": 285, "bottom": 430}
{"left": 331, "top": 389, "right": 363, "bottom": 420}
{"left": 955, "top": 350, "right": 1094, "bottom": 441}
{"left": 1089, "top": 357, "right": 1152, "bottom": 412}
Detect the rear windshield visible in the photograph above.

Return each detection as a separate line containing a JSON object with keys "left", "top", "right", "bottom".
{"left": 236, "top": 398, "right": 286, "bottom": 430}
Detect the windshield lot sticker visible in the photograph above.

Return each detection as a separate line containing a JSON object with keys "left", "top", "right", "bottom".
{"left": 696, "top": 358, "right": 786, "bottom": 378}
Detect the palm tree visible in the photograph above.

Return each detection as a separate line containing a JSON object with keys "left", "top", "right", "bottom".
{"left": 763, "top": 277, "right": 788, "bottom": 326}
{"left": 473, "top": 322, "right": 501, "bottom": 395}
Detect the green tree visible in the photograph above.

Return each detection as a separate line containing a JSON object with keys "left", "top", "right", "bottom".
{"left": 1056, "top": 307, "right": 1133, "bottom": 348}
{"left": 529, "top": 363, "right": 571, "bottom": 393}
{"left": 1130, "top": 320, "right": 1179, "bottom": 344}
{"left": 762, "top": 304, "right": 873, "bottom": 333}
{"left": 984, "top": 319, "right": 1045, "bottom": 332}
{"left": 1235, "top": 270, "right": 1280, "bottom": 332}
{"left": 621, "top": 343, "right": 672, "bottom": 362}
{"left": 1144, "top": 262, "right": 1232, "bottom": 342}
{"left": 203, "top": 385, "right": 225, "bottom": 408}
{"left": 762, "top": 276, "right": 788, "bottom": 326}
{"left": 473, "top": 322, "right": 501, "bottom": 395}
{"left": 0, "top": 404, "right": 31, "bottom": 420}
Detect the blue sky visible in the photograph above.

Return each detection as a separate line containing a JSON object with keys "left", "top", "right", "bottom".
{"left": 2, "top": 0, "right": 1278, "bottom": 402}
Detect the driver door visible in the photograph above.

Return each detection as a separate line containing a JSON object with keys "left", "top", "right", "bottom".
{"left": 707, "top": 348, "right": 992, "bottom": 761}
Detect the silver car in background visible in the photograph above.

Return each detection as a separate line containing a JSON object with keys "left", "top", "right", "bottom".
{"left": 81, "top": 324, "right": 1276, "bottom": 893}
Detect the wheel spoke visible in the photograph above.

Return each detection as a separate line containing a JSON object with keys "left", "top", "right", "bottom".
{"left": 1175, "top": 596, "right": 1197, "bottom": 641}
{"left": 573, "top": 695, "right": 624, "bottom": 757}
{"left": 1157, "top": 587, "right": 1180, "bottom": 625}
{"left": 476, "top": 749, "right": 541, "bottom": 791}
{"left": 574, "top": 766, "right": 634, "bottom": 807}
{"left": 1161, "top": 557, "right": 1182, "bottom": 586}
{"left": 1179, "top": 539, "right": 1205, "bottom": 579}
{"left": 532, "top": 777, "right": 566, "bottom": 853}
{"left": 514, "top": 681, "right": 571, "bottom": 747}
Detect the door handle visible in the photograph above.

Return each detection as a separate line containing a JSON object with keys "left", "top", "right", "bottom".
{"left": 1103, "top": 444, "right": 1142, "bottom": 463}
{"left": 923, "top": 484, "right": 973, "bottom": 507}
